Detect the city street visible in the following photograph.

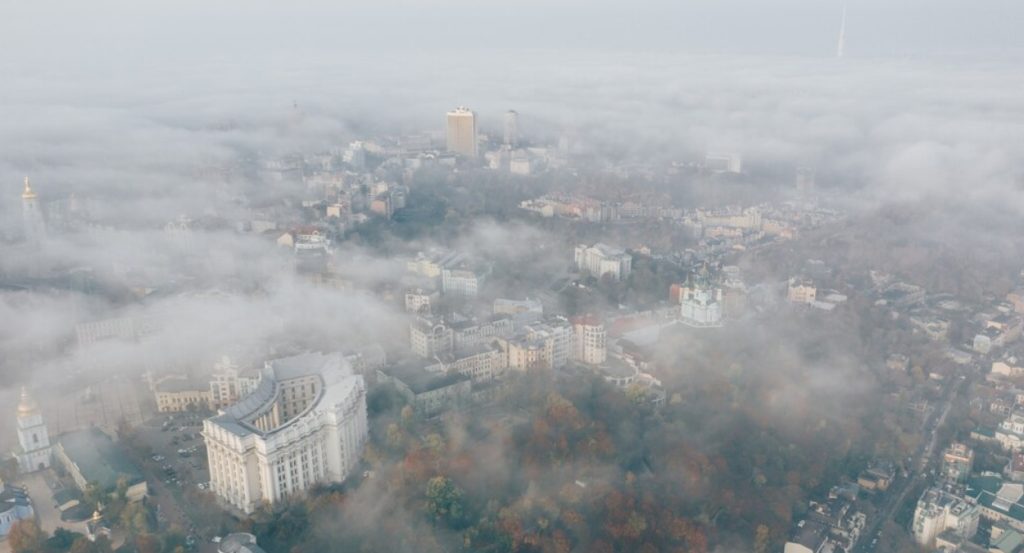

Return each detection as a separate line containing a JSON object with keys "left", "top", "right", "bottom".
{"left": 854, "top": 372, "right": 967, "bottom": 552}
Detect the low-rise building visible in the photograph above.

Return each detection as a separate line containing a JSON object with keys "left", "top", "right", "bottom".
{"left": 574, "top": 243, "right": 632, "bottom": 280}
{"left": 155, "top": 376, "right": 214, "bottom": 413}
{"left": 500, "top": 319, "right": 573, "bottom": 370}
{"left": 1005, "top": 452, "right": 1024, "bottom": 483}
{"left": 441, "top": 266, "right": 486, "bottom": 299}
{"left": 218, "top": 532, "right": 267, "bottom": 553}
{"left": 571, "top": 314, "right": 607, "bottom": 365}
{"left": 410, "top": 317, "right": 454, "bottom": 359}
{"left": 425, "top": 345, "right": 507, "bottom": 383}
{"left": 967, "top": 475, "right": 1024, "bottom": 531}
{"left": 493, "top": 298, "right": 543, "bottom": 324}
{"left": 911, "top": 487, "right": 980, "bottom": 548}
{"left": 993, "top": 354, "right": 1024, "bottom": 378}
{"left": 451, "top": 315, "right": 515, "bottom": 352}
{"left": 404, "top": 288, "right": 437, "bottom": 315}
{"left": 54, "top": 428, "right": 148, "bottom": 502}
{"left": 0, "top": 484, "right": 33, "bottom": 538}
{"left": 785, "top": 498, "right": 866, "bottom": 553}
{"left": 857, "top": 460, "right": 896, "bottom": 491}
{"left": 997, "top": 412, "right": 1024, "bottom": 451}
{"left": 376, "top": 364, "right": 473, "bottom": 417}
{"left": 209, "top": 356, "right": 263, "bottom": 411}
{"left": 787, "top": 277, "right": 817, "bottom": 304}
{"left": 942, "top": 443, "right": 975, "bottom": 484}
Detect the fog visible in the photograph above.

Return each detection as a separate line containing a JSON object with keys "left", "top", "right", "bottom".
{"left": 1, "top": 2, "right": 1022, "bottom": 552}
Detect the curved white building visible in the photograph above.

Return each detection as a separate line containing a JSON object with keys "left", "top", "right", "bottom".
{"left": 203, "top": 352, "right": 367, "bottom": 514}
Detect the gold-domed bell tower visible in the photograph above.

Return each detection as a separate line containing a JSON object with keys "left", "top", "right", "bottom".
{"left": 21, "top": 177, "right": 47, "bottom": 244}
{"left": 13, "top": 387, "right": 52, "bottom": 473}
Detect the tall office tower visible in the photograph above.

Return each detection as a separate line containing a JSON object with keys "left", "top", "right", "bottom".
{"left": 796, "top": 166, "right": 816, "bottom": 196}
{"left": 446, "top": 107, "right": 478, "bottom": 157}
{"left": 504, "top": 110, "right": 519, "bottom": 147}
{"left": 21, "top": 177, "right": 46, "bottom": 244}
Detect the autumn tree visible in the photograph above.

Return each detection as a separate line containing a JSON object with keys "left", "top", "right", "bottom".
{"left": 8, "top": 520, "right": 47, "bottom": 553}
{"left": 425, "top": 476, "right": 465, "bottom": 527}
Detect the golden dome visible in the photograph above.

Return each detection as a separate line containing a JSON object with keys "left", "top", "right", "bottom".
{"left": 21, "top": 177, "right": 36, "bottom": 200}
{"left": 17, "top": 387, "right": 38, "bottom": 416}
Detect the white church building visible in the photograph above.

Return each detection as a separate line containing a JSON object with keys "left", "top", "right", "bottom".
{"left": 12, "top": 388, "right": 52, "bottom": 473}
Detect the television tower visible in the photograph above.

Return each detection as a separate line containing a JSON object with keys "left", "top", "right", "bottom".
{"left": 837, "top": 0, "right": 848, "bottom": 58}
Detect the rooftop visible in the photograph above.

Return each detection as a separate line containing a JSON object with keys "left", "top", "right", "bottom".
{"left": 210, "top": 352, "right": 361, "bottom": 438}
{"left": 155, "top": 376, "right": 209, "bottom": 393}
{"left": 58, "top": 428, "right": 144, "bottom": 490}
{"left": 218, "top": 533, "right": 267, "bottom": 553}
{"left": 379, "top": 361, "right": 470, "bottom": 395}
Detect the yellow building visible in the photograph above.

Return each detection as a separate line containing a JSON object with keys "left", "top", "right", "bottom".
{"left": 787, "top": 278, "right": 817, "bottom": 304}
{"left": 446, "top": 107, "right": 477, "bottom": 157}
{"left": 154, "top": 376, "right": 213, "bottom": 412}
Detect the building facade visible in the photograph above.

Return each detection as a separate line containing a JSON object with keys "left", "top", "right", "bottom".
{"left": 680, "top": 284, "right": 723, "bottom": 328}
{"left": 941, "top": 443, "right": 975, "bottom": 484}
{"left": 788, "top": 278, "right": 818, "bottom": 304}
{"left": 154, "top": 376, "right": 214, "bottom": 413}
{"left": 0, "top": 484, "right": 33, "bottom": 539}
{"left": 572, "top": 315, "right": 607, "bottom": 365}
{"left": 501, "top": 319, "right": 573, "bottom": 370}
{"left": 203, "top": 353, "right": 368, "bottom": 514}
{"left": 410, "top": 317, "right": 455, "bottom": 359}
{"left": 54, "top": 428, "right": 148, "bottom": 501}
{"left": 12, "top": 388, "right": 52, "bottom": 473}
{"left": 911, "top": 487, "right": 980, "bottom": 548}
{"left": 446, "top": 107, "right": 478, "bottom": 157}
{"left": 426, "top": 345, "right": 507, "bottom": 383}
{"left": 503, "top": 110, "right": 518, "bottom": 147}
{"left": 441, "top": 268, "right": 482, "bottom": 298}
{"left": 209, "top": 356, "right": 263, "bottom": 411}
{"left": 574, "top": 243, "right": 632, "bottom": 280}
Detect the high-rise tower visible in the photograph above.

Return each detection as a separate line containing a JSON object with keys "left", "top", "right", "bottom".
{"left": 21, "top": 177, "right": 46, "bottom": 244}
{"left": 504, "top": 110, "right": 519, "bottom": 148}
{"left": 13, "top": 388, "right": 52, "bottom": 473}
{"left": 837, "top": 0, "right": 848, "bottom": 58}
{"left": 446, "top": 107, "right": 478, "bottom": 157}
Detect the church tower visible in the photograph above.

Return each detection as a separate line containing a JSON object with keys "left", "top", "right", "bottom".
{"left": 13, "top": 388, "right": 52, "bottom": 473}
{"left": 21, "top": 177, "right": 46, "bottom": 244}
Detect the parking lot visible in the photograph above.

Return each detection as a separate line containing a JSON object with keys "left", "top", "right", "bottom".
{"left": 135, "top": 412, "right": 211, "bottom": 493}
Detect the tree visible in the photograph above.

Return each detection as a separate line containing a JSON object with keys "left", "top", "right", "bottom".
{"left": 8, "top": 520, "right": 47, "bottom": 553}
{"left": 49, "top": 527, "right": 82, "bottom": 551}
{"left": 69, "top": 537, "right": 94, "bottom": 553}
{"left": 134, "top": 533, "right": 161, "bottom": 553}
{"left": 754, "top": 524, "right": 771, "bottom": 553}
{"left": 120, "top": 501, "right": 154, "bottom": 534}
{"left": 425, "top": 476, "right": 465, "bottom": 526}
{"left": 83, "top": 482, "right": 105, "bottom": 511}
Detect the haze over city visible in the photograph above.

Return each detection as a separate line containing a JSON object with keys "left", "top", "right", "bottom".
{"left": 1, "top": 2, "right": 1023, "bottom": 553}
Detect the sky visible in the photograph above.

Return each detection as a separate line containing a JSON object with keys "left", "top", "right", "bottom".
{"left": 3, "top": 0, "right": 1024, "bottom": 65}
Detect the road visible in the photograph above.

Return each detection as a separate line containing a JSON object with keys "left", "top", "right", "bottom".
{"left": 853, "top": 374, "right": 965, "bottom": 553}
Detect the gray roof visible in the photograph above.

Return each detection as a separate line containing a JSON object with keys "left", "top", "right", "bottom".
{"left": 218, "top": 533, "right": 267, "bottom": 553}
{"left": 209, "top": 352, "right": 361, "bottom": 438}
{"left": 58, "top": 428, "right": 144, "bottom": 490}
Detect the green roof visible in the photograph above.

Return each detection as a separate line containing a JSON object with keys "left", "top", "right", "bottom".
{"left": 973, "top": 426, "right": 996, "bottom": 438}
{"left": 991, "top": 528, "right": 1024, "bottom": 553}
{"left": 967, "top": 475, "right": 1024, "bottom": 523}
{"left": 58, "top": 428, "right": 144, "bottom": 491}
